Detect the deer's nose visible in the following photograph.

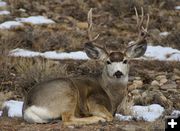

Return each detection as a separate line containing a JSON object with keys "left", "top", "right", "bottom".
{"left": 114, "top": 71, "right": 123, "bottom": 78}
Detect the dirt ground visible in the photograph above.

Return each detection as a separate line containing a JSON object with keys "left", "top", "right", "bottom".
{"left": 0, "top": 0, "right": 180, "bottom": 130}
{"left": 0, "top": 117, "right": 165, "bottom": 131}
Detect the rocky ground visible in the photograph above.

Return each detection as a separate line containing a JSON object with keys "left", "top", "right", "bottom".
{"left": 0, "top": 117, "right": 165, "bottom": 131}
{"left": 0, "top": 0, "right": 180, "bottom": 130}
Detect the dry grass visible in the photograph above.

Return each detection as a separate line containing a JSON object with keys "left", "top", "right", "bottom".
{"left": 13, "top": 57, "right": 68, "bottom": 94}
{"left": 146, "top": 0, "right": 177, "bottom": 10}
{"left": 163, "top": 31, "right": 180, "bottom": 50}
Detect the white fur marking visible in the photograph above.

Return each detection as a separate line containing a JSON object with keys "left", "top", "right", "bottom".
{"left": 24, "top": 106, "right": 52, "bottom": 123}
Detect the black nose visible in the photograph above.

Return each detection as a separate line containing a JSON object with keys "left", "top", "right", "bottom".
{"left": 114, "top": 71, "right": 123, "bottom": 78}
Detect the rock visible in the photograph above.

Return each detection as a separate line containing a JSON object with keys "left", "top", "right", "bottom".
{"left": 133, "top": 80, "right": 143, "bottom": 88}
{"left": 156, "top": 75, "right": 166, "bottom": 81}
{"left": 148, "top": 85, "right": 160, "bottom": 90}
{"left": 159, "top": 78, "right": 168, "bottom": 86}
{"left": 151, "top": 80, "right": 160, "bottom": 86}
{"left": 167, "top": 89, "right": 178, "bottom": 93}
{"left": 174, "top": 75, "right": 180, "bottom": 80}
{"left": 160, "top": 83, "right": 177, "bottom": 90}
{"left": 176, "top": 80, "right": 180, "bottom": 88}
{"left": 131, "top": 89, "right": 141, "bottom": 95}
{"left": 177, "top": 22, "right": 180, "bottom": 30}
{"left": 174, "top": 68, "right": 180, "bottom": 75}
{"left": 128, "top": 80, "right": 143, "bottom": 91}
{"left": 128, "top": 84, "right": 136, "bottom": 91}
{"left": 142, "top": 92, "right": 147, "bottom": 98}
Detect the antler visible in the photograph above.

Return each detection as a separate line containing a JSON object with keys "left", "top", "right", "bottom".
{"left": 87, "top": 8, "right": 100, "bottom": 42}
{"left": 135, "top": 7, "right": 149, "bottom": 39}
{"left": 125, "top": 7, "right": 150, "bottom": 58}
{"left": 86, "top": 8, "right": 109, "bottom": 54}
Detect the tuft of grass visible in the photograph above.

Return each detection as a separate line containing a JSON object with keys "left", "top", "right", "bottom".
{"left": 14, "top": 57, "right": 67, "bottom": 94}
{"left": 163, "top": 31, "right": 180, "bottom": 50}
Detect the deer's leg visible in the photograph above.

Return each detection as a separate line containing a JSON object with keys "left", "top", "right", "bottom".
{"left": 62, "top": 112, "right": 105, "bottom": 126}
{"left": 87, "top": 98, "right": 113, "bottom": 122}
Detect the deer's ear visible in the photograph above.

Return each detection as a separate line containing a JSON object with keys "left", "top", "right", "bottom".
{"left": 84, "top": 42, "right": 107, "bottom": 60}
{"left": 125, "top": 40, "right": 147, "bottom": 58}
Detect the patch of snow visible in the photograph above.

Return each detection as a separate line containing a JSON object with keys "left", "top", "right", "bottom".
{"left": 0, "top": 111, "right": 2, "bottom": 116}
{"left": 171, "top": 110, "right": 180, "bottom": 117}
{"left": 2, "top": 100, "right": 23, "bottom": 117}
{"left": 144, "top": 45, "right": 180, "bottom": 61}
{"left": 43, "top": 51, "right": 89, "bottom": 60}
{"left": 0, "top": 1, "right": 7, "bottom": 7}
{"left": 0, "top": 21, "right": 23, "bottom": 29}
{"left": 115, "top": 114, "right": 133, "bottom": 121}
{"left": 0, "top": 10, "right": 10, "bottom": 15}
{"left": 16, "top": 16, "right": 55, "bottom": 25}
{"left": 116, "top": 104, "right": 165, "bottom": 122}
{"left": 132, "top": 104, "right": 165, "bottom": 122}
{"left": 175, "top": 6, "right": 180, "bottom": 10}
{"left": 9, "top": 48, "right": 89, "bottom": 60}
{"left": 9, "top": 45, "right": 180, "bottom": 61}
{"left": 159, "top": 32, "right": 170, "bottom": 37}
{"left": 9, "top": 48, "right": 41, "bottom": 57}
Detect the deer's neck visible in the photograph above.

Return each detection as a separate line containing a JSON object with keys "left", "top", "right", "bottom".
{"left": 100, "top": 69, "right": 128, "bottom": 114}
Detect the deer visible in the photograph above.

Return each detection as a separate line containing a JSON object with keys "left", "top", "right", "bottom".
{"left": 22, "top": 8, "right": 150, "bottom": 126}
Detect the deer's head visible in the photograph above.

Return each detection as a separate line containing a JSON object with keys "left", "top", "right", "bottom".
{"left": 84, "top": 8, "right": 149, "bottom": 83}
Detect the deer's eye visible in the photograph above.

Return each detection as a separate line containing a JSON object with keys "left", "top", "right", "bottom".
{"left": 123, "top": 59, "right": 128, "bottom": 64}
{"left": 106, "top": 60, "right": 111, "bottom": 65}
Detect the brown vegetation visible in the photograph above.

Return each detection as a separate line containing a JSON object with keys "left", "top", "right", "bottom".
{"left": 0, "top": 0, "right": 180, "bottom": 130}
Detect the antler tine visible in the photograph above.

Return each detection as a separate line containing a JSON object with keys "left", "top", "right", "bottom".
{"left": 88, "top": 8, "right": 93, "bottom": 41}
{"left": 87, "top": 8, "right": 100, "bottom": 42}
{"left": 145, "top": 14, "right": 150, "bottom": 31}
{"left": 139, "top": 7, "right": 144, "bottom": 29}
{"left": 135, "top": 7, "right": 145, "bottom": 31}
{"left": 134, "top": 7, "right": 139, "bottom": 28}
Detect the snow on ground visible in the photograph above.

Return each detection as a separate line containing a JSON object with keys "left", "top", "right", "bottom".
{"left": 9, "top": 45, "right": 180, "bottom": 61}
{"left": 2, "top": 100, "right": 23, "bottom": 117}
{"left": 0, "top": 1, "right": 54, "bottom": 28}
{"left": 0, "top": 100, "right": 166, "bottom": 122}
{"left": 15, "top": 16, "right": 55, "bottom": 25}
{"left": 0, "top": 16, "right": 55, "bottom": 29}
{"left": 159, "top": 32, "right": 170, "bottom": 37}
{"left": 0, "top": 21, "right": 23, "bottom": 29}
{"left": 0, "top": 10, "right": 10, "bottom": 15}
{"left": 132, "top": 104, "right": 165, "bottom": 122}
{"left": 144, "top": 46, "right": 180, "bottom": 61}
{"left": 0, "top": 1, "right": 6, "bottom": 7}
{"left": 9, "top": 48, "right": 89, "bottom": 60}
{"left": 175, "top": 6, "right": 180, "bottom": 10}
{"left": 171, "top": 110, "right": 180, "bottom": 117}
{"left": 116, "top": 104, "right": 165, "bottom": 122}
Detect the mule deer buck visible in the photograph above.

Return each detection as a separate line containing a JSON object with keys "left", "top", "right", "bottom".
{"left": 23, "top": 8, "right": 150, "bottom": 126}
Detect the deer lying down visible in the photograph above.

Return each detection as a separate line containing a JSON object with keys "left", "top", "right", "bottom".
{"left": 23, "top": 8, "right": 150, "bottom": 126}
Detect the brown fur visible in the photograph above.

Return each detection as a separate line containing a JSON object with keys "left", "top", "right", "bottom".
{"left": 23, "top": 75, "right": 129, "bottom": 126}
